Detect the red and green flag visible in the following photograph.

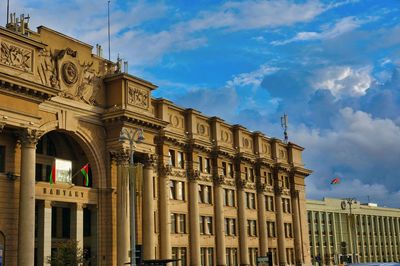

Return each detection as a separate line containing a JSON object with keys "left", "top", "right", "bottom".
{"left": 330, "top": 177, "right": 340, "bottom": 185}
{"left": 80, "top": 163, "right": 90, "bottom": 187}
{"left": 49, "top": 164, "right": 56, "bottom": 185}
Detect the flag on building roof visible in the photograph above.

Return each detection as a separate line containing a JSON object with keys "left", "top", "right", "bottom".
{"left": 330, "top": 177, "right": 340, "bottom": 185}
{"left": 49, "top": 163, "right": 56, "bottom": 185}
{"left": 80, "top": 163, "right": 90, "bottom": 187}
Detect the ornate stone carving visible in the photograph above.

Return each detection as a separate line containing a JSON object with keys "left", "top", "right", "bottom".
{"left": 274, "top": 186, "right": 283, "bottom": 195}
{"left": 144, "top": 154, "right": 158, "bottom": 168}
{"left": 18, "top": 128, "right": 43, "bottom": 147}
{"left": 61, "top": 61, "right": 79, "bottom": 85}
{"left": 236, "top": 178, "right": 247, "bottom": 189}
{"left": 213, "top": 174, "right": 225, "bottom": 186}
{"left": 37, "top": 49, "right": 59, "bottom": 88}
{"left": 159, "top": 164, "right": 172, "bottom": 177}
{"left": 0, "top": 41, "right": 33, "bottom": 72}
{"left": 188, "top": 169, "right": 200, "bottom": 182}
{"left": 111, "top": 150, "right": 130, "bottom": 166}
{"left": 256, "top": 182, "right": 266, "bottom": 193}
{"left": 128, "top": 86, "right": 149, "bottom": 108}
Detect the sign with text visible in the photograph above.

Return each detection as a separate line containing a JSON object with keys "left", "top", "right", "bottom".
{"left": 257, "top": 252, "right": 273, "bottom": 266}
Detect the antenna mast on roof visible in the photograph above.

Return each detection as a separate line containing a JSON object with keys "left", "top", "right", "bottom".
{"left": 107, "top": 0, "right": 111, "bottom": 61}
{"left": 6, "top": 0, "right": 10, "bottom": 25}
{"left": 281, "top": 113, "right": 288, "bottom": 143}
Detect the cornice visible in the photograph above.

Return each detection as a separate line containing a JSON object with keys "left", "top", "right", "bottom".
{"left": 102, "top": 109, "right": 168, "bottom": 130}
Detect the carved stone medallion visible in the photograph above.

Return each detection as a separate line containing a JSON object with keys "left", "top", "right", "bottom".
{"left": 61, "top": 61, "right": 79, "bottom": 85}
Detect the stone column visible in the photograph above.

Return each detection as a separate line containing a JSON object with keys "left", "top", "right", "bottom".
{"left": 189, "top": 173, "right": 200, "bottom": 266}
{"left": 115, "top": 151, "right": 130, "bottom": 266}
{"left": 237, "top": 180, "right": 250, "bottom": 266}
{"left": 291, "top": 190, "right": 303, "bottom": 265}
{"left": 257, "top": 183, "right": 268, "bottom": 256}
{"left": 213, "top": 176, "right": 226, "bottom": 266}
{"left": 143, "top": 155, "right": 156, "bottom": 260}
{"left": 17, "top": 128, "right": 42, "bottom": 266}
{"left": 71, "top": 203, "right": 84, "bottom": 251}
{"left": 37, "top": 200, "right": 52, "bottom": 266}
{"left": 274, "top": 186, "right": 286, "bottom": 266}
{"left": 159, "top": 164, "right": 172, "bottom": 259}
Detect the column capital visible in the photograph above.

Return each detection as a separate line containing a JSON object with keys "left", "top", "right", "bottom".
{"left": 159, "top": 164, "right": 172, "bottom": 177}
{"left": 18, "top": 128, "right": 43, "bottom": 147}
{"left": 213, "top": 174, "right": 225, "bottom": 186}
{"left": 111, "top": 149, "right": 130, "bottom": 166}
{"left": 236, "top": 178, "right": 247, "bottom": 189}
{"left": 256, "top": 182, "right": 266, "bottom": 193}
{"left": 144, "top": 153, "right": 158, "bottom": 169}
{"left": 188, "top": 169, "right": 200, "bottom": 182}
{"left": 274, "top": 186, "right": 283, "bottom": 195}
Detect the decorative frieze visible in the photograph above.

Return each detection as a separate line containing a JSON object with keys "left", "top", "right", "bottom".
{"left": 128, "top": 86, "right": 149, "bottom": 109}
{"left": 17, "top": 128, "right": 43, "bottom": 147}
{"left": 158, "top": 164, "right": 172, "bottom": 177}
{"left": 0, "top": 41, "right": 33, "bottom": 72}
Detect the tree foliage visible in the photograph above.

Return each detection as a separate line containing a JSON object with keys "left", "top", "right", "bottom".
{"left": 47, "top": 240, "right": 89, "bottom": 266}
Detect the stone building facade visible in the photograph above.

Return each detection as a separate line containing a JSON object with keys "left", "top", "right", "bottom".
{"left": 307, "top": 198, "right": 400, "bottom": 265}
{"left": 0, "top": 21, "right": 311, "bottom": 266}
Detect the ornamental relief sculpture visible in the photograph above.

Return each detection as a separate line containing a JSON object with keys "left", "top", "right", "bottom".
{"left": 37, "top": 47, "right": 103, "bottom": 105}
{"left": 128, "top": 86, "right": 149, "bottom": 109}
{"left": 0, "top": 41, "right": 33, "bottom": 72}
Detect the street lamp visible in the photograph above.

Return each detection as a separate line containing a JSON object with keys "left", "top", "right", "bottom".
{"left": 341, "top": 198, "right": 358, "bottom": 264}
{"left": 119, "top": 127, "right": 145, "bottom": 266}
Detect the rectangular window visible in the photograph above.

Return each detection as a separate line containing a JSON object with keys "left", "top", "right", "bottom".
{"left": 285, "top": 176, "right": 290, "bottom": 189}
{"left": 228, "top": 163, "right": 233, "bottom": 177}
{"left": 200, "top": 216, "right": 213, "bottom": 235}
{"left": 249, "top": 168, "right": 254, "bottom": 182}
{"left": 226, "top": 248, "right": 238, "bottom": 266}
{"left": 170, "top": 180, "right": 185, "bottom": 201}
{"left": 205, "top": 158, "right": 211, "bottom": 173}
{"left": 198, "top": 185, "right": 213, "bottom": 204}
{"left": 265, "top": 195, "right": 274, "bottom": 211}
{"left": 268, "top": 172, "right": 273, "bottom": 185}
{"left": 177, "top": 151, "right": 184, "bottom": 169}
{"left": 224, "top": 189, "right": 235, "bottom": 207}
{"left": 224, "top": 218, "right": 237, "bottom": 236}
{"left": 247, "top": 220, "right": 257, "bottom": 236}
{"left": 35, "top": 163, "right": 43, "bottom": 182}
{"left": 246, "top": 192, "right": 256, "bottom": 209}
{"left": 249, "top": 248, "right": 258, "bottom": 266}
{"left": 282, "top": 198, "right": 291, "bottom": 213}
{"left": 244, "top": 167, "right": 248, "bottom": 180}
{"left": 198, "top": 156, "right": 203, "bottom": 172}
{"left": 0, "top": 145, "right": 5, "bottom": 172}
{"left": 169, "top": 150, "right": 176, "bottom": 167}
{"left": 171, "top": 213, "right": 186, "bottom": 234}
{"left": 222, "top": 162, "right": 227, "bottom": 176}
{"left": 170, "top": 213, "right": 176, "bottom": 233}
{"left": 284, "top": 223, "right": 293, "bottom": 238}
{"left": 172, "top": 247, "right": 187, "bottom": 266}
{"left": 207, "top": 248, "right": 214, "bottom": 266}
{"left": 267, "top": 221, "right": 276, "bottom": 237}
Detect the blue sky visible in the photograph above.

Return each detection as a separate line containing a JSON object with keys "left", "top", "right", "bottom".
{"left": 3, "top": 0, "right": 400, "bottom": 207}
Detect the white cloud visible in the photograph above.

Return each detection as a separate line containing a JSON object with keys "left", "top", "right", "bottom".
{"left": 311, "top": 65, "right": 373, "bottom": 97}
{"left": 226, "top": 64, "right": 278, "bottom": 88}
{"left": 271, "top": 16, "right": 373, "bottom": 45}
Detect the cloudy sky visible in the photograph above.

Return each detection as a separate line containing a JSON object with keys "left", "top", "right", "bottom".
{"left": 3, "top": 0, "right": 400, "bottom": 207}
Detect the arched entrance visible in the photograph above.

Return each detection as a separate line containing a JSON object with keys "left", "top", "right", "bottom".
{"left": 34, "top": 131, "right": 99, "bottom": 265}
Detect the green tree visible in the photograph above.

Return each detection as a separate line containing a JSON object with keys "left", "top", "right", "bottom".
{"left": 47, "top": 240, "right": 89, "bottom": 266}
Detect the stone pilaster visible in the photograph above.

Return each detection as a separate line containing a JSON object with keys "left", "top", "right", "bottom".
{"left": 237, "top": 178, "right": 250, "bottom": 266}
{"left": 189, "top": 169, "right": 201, "bottom": 266}
{"left": 17, "top": 128, "right": 42, "bottom": 266}
{"left": 71, "top": 203, "right": 84, "bottom": 251}
{"left": 113, "top": 150, "right": 130, "bottom": 266}
{"left": 291, "top": 189, "right": 303, "bottom": 266}
{"left": 274, "top": 185, "right": 286, "bottom": 266}
{"left": 142, "top": 154, "right": 157, "bottom": 260}
{"left": 213, "top": 175, "right": 226, "bottom": 266}
{"left": 158, "top": 164, "right": 172, "bottom": 259}
{"left": 36, "top": 200, "right": 52, "bottom": 266}
{"left": 257, "top": 182, "right": 268, "bottom": 256}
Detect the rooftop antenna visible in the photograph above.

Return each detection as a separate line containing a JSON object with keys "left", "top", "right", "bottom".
{"left": 280, "top": 113, "right": 288, "bottom": 143}
{"left": 107, "top": 0, "right": 111, "bottom": 61}
{"left": 6, "top": 0, "right": 10, "bottom": 25}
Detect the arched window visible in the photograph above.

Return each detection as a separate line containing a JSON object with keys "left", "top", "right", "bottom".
{"left": 0, "top": 231, "right": 5, "bottom": 266}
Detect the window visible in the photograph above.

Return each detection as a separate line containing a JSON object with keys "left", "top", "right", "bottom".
{"left": 35, "top": 163, "right": 43, "bottom": 182}
{"left": 244, "top": 167, "right": 248, "bottom": 180}
{"left": 198, "top": 156, "right": 203, "bottom": 172}
{"left": 223, "top": 189, "right": 235, "bottom": 207}
{"left": 247, "top": 220, "right": 257, "bottom": 236}
{"left": 284, "top": 175, "right": 290, "bottom": 189}
{"left": 0, "top": 145, "right": 5, "bottom": 172}
{"left": 284, "top": 223, "right": 293, "bottom": 238}
{"left": 286, "top": 248, "right": 294, "bottom": 265}
{"left": 177, "top": 151, "right": 184, "bottom": 169}
{"left": 267, "top": 172, "right": 273, "bottom": 185}
{"left": 171, "top": 213, "right": 186, "bottom": 234}
{"left": 228, "top": 163, "right": 233, "bottom": 177}
{"left": 267, "top": 221, "right": 276, "bottom": 237}
{"left": 169, "top": 150, "right": 176, "bottom": 167}
{"left": 265, "top": 195, "right": 274, "bottom": 211}
{"left": 268, "top": 248, "right": 277, "bottom": 266}
{"left": 172, "top": 247, "right": 187, "bottom": 266}
{"left": 282, "top": 198, "right": 291, "bottom": 213}
{"left": 224, "top": 218, "right": 237, "bottom": 236}
{"left": 198, "top": 184, "right": 212, "bottom": 204}
{"left": 205, "top": 158, "right": 211, "bottom": 173}
{"left": 246, "top": 192, "right": 256, "bottom": 209}
{"left": 200, "top": 216, "right": 213, "bottom": 235}
{"left": 201, "top": 247, "right": 214, "bottom": 266}
{"left": 226, "top": 248, "right": 238, "bottom": 266}
{"left": 249, "top": 168, "right": 255, "bottom": 182}
{"left": 249, "top": 248, "right": 258, "bottom": 266}
{"left": 222, "top": 162, "right": 227, "bottom": 176}
{"left": 169, "top": 180, "right": 185, "bottom": 200}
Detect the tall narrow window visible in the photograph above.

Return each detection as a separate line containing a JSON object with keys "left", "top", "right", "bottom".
{"left": 228, "top": 163, "right": 233, "bottom": 177}
{"left": 0, "top": 146, "right": 5, "bottom": 173}
{"left": 205, "top": 158, "right": 211, "bottom": 173}
{"left": 198, "top": 156, "right": 203, "bottom": 172}
{"left": 168, "top": 150, "right": 176, "bottom": 167}
{"left": 222, "top": 162, "right": 227, "bottom": 176}
{"left": 177, "top": 151, "right": 184, "bottom": 169}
